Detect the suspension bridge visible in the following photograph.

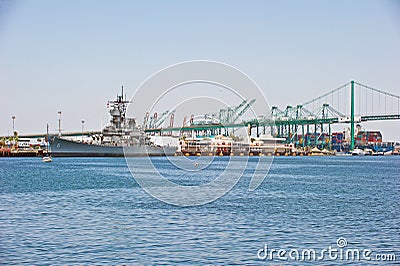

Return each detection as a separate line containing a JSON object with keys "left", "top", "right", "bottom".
{"left": 146, "top": 80, "right": 400, "bottom": 150}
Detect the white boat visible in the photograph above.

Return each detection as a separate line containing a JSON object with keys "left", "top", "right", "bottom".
{"left": 334, "top": 151, "right": 352, "bottom": 156}
{"left": 364, "top": 148, "right": 373, "bottom": 156}
{"left": 351, "top": 148, "right": 365, "bottom": 156}
{"left": 308, "top": 147, "right": 329, "bottom": 156}
{"left": 42, "top": 155, "right": 52, "bottom": 163}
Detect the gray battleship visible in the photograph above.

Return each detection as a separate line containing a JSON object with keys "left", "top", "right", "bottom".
{"left": 50, "top": 88, "right": 177, "bottom": 157}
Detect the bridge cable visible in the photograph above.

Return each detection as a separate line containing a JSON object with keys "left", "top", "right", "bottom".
{"left": 302, "top": 82, "right": 350, "bottom": 107}
{"left": 357, "top": 87, "right": 361, "bottom": 115}
{"left": 354, "top": 81, "right": 400, "bottom": 99}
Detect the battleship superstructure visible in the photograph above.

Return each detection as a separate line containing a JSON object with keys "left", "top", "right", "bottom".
{"left": 50, "top": 87, "right": 177, "bottom": 157}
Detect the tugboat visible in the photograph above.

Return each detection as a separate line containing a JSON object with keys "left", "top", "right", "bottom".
{"left": 50, "top": 87, "right": 177, "bottom": 157}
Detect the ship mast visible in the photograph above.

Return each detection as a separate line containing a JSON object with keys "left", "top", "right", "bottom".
{"left": 107, "top": 85, "right": 130, "bottom": 130}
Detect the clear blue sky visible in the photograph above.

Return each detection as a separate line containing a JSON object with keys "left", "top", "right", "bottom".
{"left": 1, "top": 0, "right": 399, "bottom": 140}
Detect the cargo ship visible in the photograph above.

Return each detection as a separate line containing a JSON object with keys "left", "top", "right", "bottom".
{"left": 50, "top": 88, "right": 178, "bottom": 157}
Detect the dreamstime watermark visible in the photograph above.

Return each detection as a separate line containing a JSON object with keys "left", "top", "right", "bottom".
{"left": 124, "top": 61, "right": 274, "bottom": 206}
{"left": 257, "top": 237, "right": 397, "bottom": 262}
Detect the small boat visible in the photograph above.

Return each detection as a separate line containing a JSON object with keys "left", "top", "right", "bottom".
{"left": 334, "top": 151, "right": 352, "bottom": 156}
{"left": 42, "top": 124, "right": 52, "bottom": 163}
{"left": 364, "top": 148, "right": 373, "bottom": 156}
{"left": 309, "top": 147, "right": 326, "bottom": 156}
{"left": 351, "top": 148, "right": 365, "bottom": 156}
{"left": 42, "top": 155, "right": 52, "bottom": 163}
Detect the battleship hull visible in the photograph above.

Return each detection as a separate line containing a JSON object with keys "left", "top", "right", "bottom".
{"left": 50, "top": 136, "right": 177, "bottom": 157}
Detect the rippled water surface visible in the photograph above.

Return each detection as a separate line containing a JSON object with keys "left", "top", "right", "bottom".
{"left": 1, "top": 156, "right": 399, "bottom": 264}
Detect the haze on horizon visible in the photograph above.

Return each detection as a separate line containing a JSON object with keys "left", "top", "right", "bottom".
{"left": 1, "top": 0, "right": 399, "bottom": 140}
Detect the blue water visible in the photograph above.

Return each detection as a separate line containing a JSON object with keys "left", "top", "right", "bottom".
{"left": 0, "top": 157, "right": 399, "bottom": 264}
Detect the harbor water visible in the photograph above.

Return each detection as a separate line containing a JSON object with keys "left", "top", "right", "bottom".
{"left": 0, "top": 156, "right": 399, "bottom": 264}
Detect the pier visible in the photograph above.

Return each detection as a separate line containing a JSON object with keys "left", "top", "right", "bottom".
{"left": 0, "top": 148, "right": 45, "bottom": 157}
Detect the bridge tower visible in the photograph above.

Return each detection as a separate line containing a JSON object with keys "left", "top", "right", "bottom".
{"left": 350, "top": 80, "right": 355, "bottom": 151}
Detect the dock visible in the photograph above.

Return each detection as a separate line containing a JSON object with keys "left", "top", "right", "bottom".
{"left": 0, "top": 148, "right": 45, "bottom": 157}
